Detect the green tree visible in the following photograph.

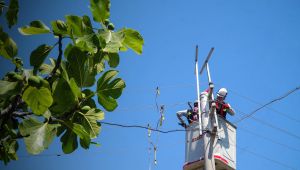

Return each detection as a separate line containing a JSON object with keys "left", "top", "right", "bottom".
{"left": 0, "top": 0, "right": 144, "bottom": 165}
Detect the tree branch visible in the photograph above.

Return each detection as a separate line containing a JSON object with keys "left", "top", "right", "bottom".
{"left": 47, "top": 35, "right": 63, "bottom": 80}
{"left": 0, "top": 95, "right": 22, "bottom": 117}
{"left": 12, "top": 111, "right": 33, "bottom": 118}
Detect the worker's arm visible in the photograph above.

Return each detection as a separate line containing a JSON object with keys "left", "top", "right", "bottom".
{"left": 227, "top": 103, "right": 235, "bottom": 116}
{"left": 176, "top": 109, "right": 188, "bottom": 127}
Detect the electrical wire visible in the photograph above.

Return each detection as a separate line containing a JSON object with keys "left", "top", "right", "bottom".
{"left": 234, "top": 86, "right": 300, "bottom": 123}
{"left": 228, "top": 88, "right": 300, "bottom": 123}
{"left": 218, "top": 139, "right": 297, "bottom": 170}
{"left": 238, "top": 126, "right": 300, "bottom": 153}
{"left": 100, "top": 121, "right": 187, "bottom": 133}
{"left": 234, "top": 108, "right": 300, "bottom": 140}
{"left": 236, "top": 146, "right": 297, "bottom": 170}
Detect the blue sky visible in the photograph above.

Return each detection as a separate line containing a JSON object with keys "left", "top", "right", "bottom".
{"left": 1, "top": 0, "right": 300, "bottom": 170}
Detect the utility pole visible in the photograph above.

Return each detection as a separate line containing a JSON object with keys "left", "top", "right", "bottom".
{"left": 184, "top": 47, "right": 236, "bottom": 170}
{"left": 196, "top": 46, "right": 216, "bottom": 170}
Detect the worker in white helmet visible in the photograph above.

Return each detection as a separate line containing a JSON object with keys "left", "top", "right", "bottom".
{"left": 176, "top": 100, "right": 199, "bottom": 128}
{"left": 215, "top": 88, "right": 235, "bottom": 119}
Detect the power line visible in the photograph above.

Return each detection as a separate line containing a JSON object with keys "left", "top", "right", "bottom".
{"left": 238, "top": 126, "right": 300, "bottom": 153}
{"left": 100, "top": 121, "right": 186, "bottom": 133}
{"left": 228, "top": 87, "right": 300, "bottom": 124}
{"left": 236, "top": 145, "right": 297, "bottom": 170}
{"left": 235, "top": 108, "right": 300, "bottom": 141}
{"left": 233, "top": 86, "right": 300, "bottom": 123}
{"left": 218, "top": 138, "right": 297, "bottom": 170}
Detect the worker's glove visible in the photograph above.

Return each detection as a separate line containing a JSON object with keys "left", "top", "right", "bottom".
{"left": 178, "top": 122, "right": 187, "bottom": 128}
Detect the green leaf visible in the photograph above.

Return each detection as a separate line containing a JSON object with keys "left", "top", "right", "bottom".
{"left": 121, "top": 28, "right": 144, "bottom": 55}
{"left": 0, "top": 27, "right": 17, "bottom": 59}
{"left": 75, "top": 33, "right": 99, "bottom": 53}
{"left": 69, "top": 78, "right": 81, "bottom": 100}
{"left": 93, "top": 51, "right": 106, "bottom": 73}
{"left": 77, "top": 109, "right": 104, "bottom": 138}
{"left": 50, "top": 78, "right": 76, "bottom": 115}
{"left": 65, "top": 15, "right": 83, "bottom": 37}
{"left": 5, "top": 0, "right": 18, "bottom": 28}
{"left": 65, "top": 45, "right": 96, "bottom": 87}
{"left": 7, "top": 140, "right": 18, "bottom": 160}
{"left": 107, "top": 53, "right": 119, "bottom": 68}
{"left": 0, "top": 139, "right": 19, "bottom": 164}
{"left": 82, "top": 15, "right": 93, "bottom": 34}
{"left": 60, "top": 121, "right": 91, "bottom": 153}
{"left": 19, "top": 118, "right": 60, "bottom": 155}
{"left": 30, "top": 44, "right": 52, "bottom": 74}
{"left": 0, "top": 80, "right": 18, "bottom": 98}
{"left": 60, "top": 129, "right": 77, "bottom": 154}
{"left": 18, "top": 20, "right": 50, "bottom": 35}
{"left": 90, "top": 0, "right": 110, "bottom": 23}
{"left": 51, "top": 20, "right": 68, "bottom": 35}
{"left": 65, "top": 15, "right": 93, "bottom": 38}
{"left": 22, "top": 86, "right": 53, "bottom": 115}
{"left": 99, "top": 30, "right": 125, "bottom": 53}
{"left": 97, "top": 70, "right": 125, "bottom": 111}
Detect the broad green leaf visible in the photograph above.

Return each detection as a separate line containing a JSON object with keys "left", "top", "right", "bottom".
{"left": 39, "top": 58, "right": 56, "bottom": 75}
{"left": 19, "top": 118, "right": 59, "bottom": 155}
{"left": 50, "top": 78, "right": 76, "bottom": 115}
{"left": 5, "top": 0, "right": 18, "bottom": 28}
{"left": 99, "top": 30, "right": 125, "bottom": 53}
{"left": 75, "top": 33, "right": 99, "bottom": 53}
{"left": 69, "top": 78, "right": 81, "bottom": 100}
{"left": 77, "top": 108, "right": 104, "bottom": 138}
{"left": 122, "top": 28, "right": 144, "bottom": 55}
{"left": 60, "top": 129, "right": 77, "bottom": 154}
{"left": 82, "top": 15, "right": 93, "bottom": 34}
{"left": 97, "top": 70, "right": 125, "bottom": 111}
{"left": 7, "top": 140, "right": 18, "bottom": 160}
{"left": 0, "top": 82, "right": 21, "bottom": 109}
{"left": 18, "top": 20, "right": 51, "bottom": 35}
{"left": 93, "top": 51, "right": 106, "bottom": 73}
{"left": 0, "top": 80, "right": 18, "bottom": 98}
{"left": 22, "top": 86, "right": 53, "bottom": 115}
{"left": 107, "top": 53, "right": 119, "bottom": 68}
{"left": 60, "top": 121, "right": 91, "bottom": 153}
{"left": 65, "top": 15, "right": 93, "bottom": 37}
{"left": 60, "top": 61, "right": 70, "bottom": 82}
{"left": 90, "top": 0, "right": 110, "bottom": 23}
{"left": 66, "top": 15, "right": 83, "bottom": 37}
{"left": 51, "top": 20, "right": 68, "bottom": 35}
{"left": 65, "top": 45, "right": 96, "bottom": 87}
{"left": 0, "top": 139, "right": 19, "bottom": 165}
{"left": 30, "top": 44, "right": 52, "bottom": 74}
{"left": 0, "top": 27, "right": 17, "bottom": 59}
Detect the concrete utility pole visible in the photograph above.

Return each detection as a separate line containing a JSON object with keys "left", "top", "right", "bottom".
{"left": 196, "top": 46, "right": 216, "bottom": 170}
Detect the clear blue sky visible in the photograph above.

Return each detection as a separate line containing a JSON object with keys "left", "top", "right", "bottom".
{"left": 1, "top": 0, "right": 300, "bottom": 169}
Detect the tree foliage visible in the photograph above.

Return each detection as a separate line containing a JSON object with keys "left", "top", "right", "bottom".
{"left": 0, "top": 0, "right": 144, "bottom": 165}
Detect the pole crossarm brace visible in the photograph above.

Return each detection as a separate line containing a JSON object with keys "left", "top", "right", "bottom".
{"left": 200, "top": 47, "right": 214, "bottom": 75}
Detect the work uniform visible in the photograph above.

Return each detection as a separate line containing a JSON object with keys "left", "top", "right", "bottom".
{"left": 176, "top": 104, "right": 199, "bottom": 127}
{"left": 215, "top": 99, "right": 234, "bottom": 119}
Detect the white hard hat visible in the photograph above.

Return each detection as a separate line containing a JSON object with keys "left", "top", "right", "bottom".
{"left": 217, "top": 88, "right": 228, "bottom": 98}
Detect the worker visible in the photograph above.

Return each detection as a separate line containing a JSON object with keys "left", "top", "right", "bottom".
{"left": 176, "top": 100, "right": 199, "bottom": 128}
{"left": 214, "top": 88, "right": 235, "bottom": 119}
